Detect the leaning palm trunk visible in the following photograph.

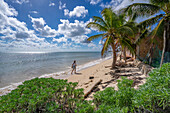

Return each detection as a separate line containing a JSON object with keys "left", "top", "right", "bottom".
{"left": 160, "top": 21, "right": 167, "bottom": 67}
{"left": 111, "top": 44, "right": 117, "bottom": 68}
{"left": 120, "top": 48, "right": 123, "bottom": 61}
{"left": 123, "top": 48, "right": 126, "bottom": 63}
{"left": 136, "top": 45, "right": 140, "bottom": 59}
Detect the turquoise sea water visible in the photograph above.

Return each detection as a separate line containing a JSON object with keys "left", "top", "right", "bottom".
{"left": 0, "top": 52, "right": 109, "bottom": 88}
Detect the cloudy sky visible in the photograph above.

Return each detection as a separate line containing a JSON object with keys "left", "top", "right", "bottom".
{"left": 0, "top": 0, "right": 147, "bottom": 52}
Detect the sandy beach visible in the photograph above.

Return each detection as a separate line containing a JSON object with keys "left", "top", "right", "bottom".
{"left": 67, "top": 58, "right": 148, "bottom": 100}
{"left": 0, "top": 57, "right": 149, "bottom": 98}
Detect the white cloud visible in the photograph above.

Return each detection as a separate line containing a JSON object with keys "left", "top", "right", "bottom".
{"left": 12, "top": 0, "right": 29, "bottom": 4}
{"left": 100, "top": 0, "right": 123, "bottom": 9}
{"left": 0, "top": 0, "right": 61, "bottom": 52}
{"left": 72, "top": 35, "right": 89, "bottom": 43}
{"left": 64, "top": 6, "right": 88, "bottom": 18}
{"left": 29, "top": 15, "right": 58, "bottom": 37}
{"left": 64, "top": 9, "right": 69, "bottom": 15}
{"left": 29, "top": 11, "right": 38, "bottom": 14}
{"left": 59, "top": 1, "right": 66, "bottom": 10}
{"left": 90, "top": 0, "right": 102, "bottom": 5}
{"left": 57, "top": 19, "right": 91, "bottom": 37}
{"left": 49, "top": 2, "right": 55, "bottom": 7}
{"left": 0, "top": 38, "right": 61, "bottom": 52}
{"left": 0, "top": 0, "right": 18, "bottom": 16}
{"left": 0, "top": 0, "right": 99, "bottom": 52}
{"left": 57, "top": 19, "right": 91, "bottom": 43}
{"left": 61, "top": 41, "right": 72, "bottom": 48}
{"left": 0, "top": 0, "right": 37, "bottom": 40}
{"left": 53, "top": 37, "right": 67, "bottom": 43}
{"left": 87, "top": 42, "right": 96, "bottom": 47}
{"left": 15, "top": 30, "right": 35, "bottom": 39}
{"left": 86, "top": 42, "right": 101, "bottom": 50}
{"left": 29, "top": 16, "right": 46, "bottom": 31}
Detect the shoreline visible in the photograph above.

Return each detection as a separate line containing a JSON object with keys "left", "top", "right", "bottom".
{"left": 0, "top": 56, "right": 112, "bottom": 96}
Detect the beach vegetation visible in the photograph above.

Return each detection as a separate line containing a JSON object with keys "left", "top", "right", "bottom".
{"left": 93, "top": 63, "right": 170, "bottom": 113}
{"left": 0, "top": 78, "right": 86, "bottom": 113}
{"left": 122, "top": 0, "right": 170, "bottom": 67}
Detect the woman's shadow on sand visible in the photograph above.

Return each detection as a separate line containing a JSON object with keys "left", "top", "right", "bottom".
{"left": 75, "top": 72, "right": 82, "bottom": 75}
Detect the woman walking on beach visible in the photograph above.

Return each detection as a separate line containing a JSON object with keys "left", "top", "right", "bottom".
{"left": 71, "top": 60, "right": 77, "bottom": 74}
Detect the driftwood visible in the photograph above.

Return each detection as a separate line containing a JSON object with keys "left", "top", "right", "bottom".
{"left": 84, "top": 79, "right": 102, "bottom": 98}
{"left": 141, "top": 64, "right": 153, "bottom": 76}
{"left": 134, "top": 59, "right": 153, "bottom": 76}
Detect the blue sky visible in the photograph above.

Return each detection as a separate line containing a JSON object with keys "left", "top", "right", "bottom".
{"left": 0, "top": 0, "right": 148, "bottom": 52}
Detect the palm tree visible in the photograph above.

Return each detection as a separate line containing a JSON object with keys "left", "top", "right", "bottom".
{"left": 86, "top": 8, "right": 135, "bottom": 68}
{"left": 119, "top": 21, "right": 140, "bottom": 62}
{"left": 123, "top": 0, "right": 170, "bottom": 67}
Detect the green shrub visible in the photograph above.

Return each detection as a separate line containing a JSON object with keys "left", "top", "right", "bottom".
{"left": 133, "top": 63, "right": 170, "bottom": 112}
{"left": 95, "top": 105, "right": 128, "bottom": 113}
{"left": 94, "top": 77, "right": 136, "bottom": 113}
{"left": 93, "top": 63, "right": 170, "bottom": 113}
{"left": 74, "top": 100, "right": 95, "bottom": 113}
{"left": 0, "top": 78, "right": 85, "bottom": 113}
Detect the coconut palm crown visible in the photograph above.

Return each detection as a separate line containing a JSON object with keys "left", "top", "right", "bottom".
{"left": 122, "top": 0, "right": 170, "bottom": 67}
{"left": 86, "top": 8, "right": 135, "bottom": 68}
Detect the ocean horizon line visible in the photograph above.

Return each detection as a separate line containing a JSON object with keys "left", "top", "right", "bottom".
{"left": 0, "top": 51, "right": 102, "bottom": 54}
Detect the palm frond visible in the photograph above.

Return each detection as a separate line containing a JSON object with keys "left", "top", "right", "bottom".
{"left": 114, "top": 14, "right": 126, "bottom": 27}
{"left": 150, "top": 0, "right": 169, "bottom": 9}
{"left": 135, "top": 28, "right": 150, "bottom": 45}
{"left": 130, "top": 12, "right": 138, "bottom": 21}
{"left": 124, "top": 21, "right": 139, "bottom": 33}
{"left": 122, "top": 3, "right": 161, "bottom": 17}
{"left": 150, "top": 0, "right": 169, "bottom": 4}
{"left": 86, "top": 22, "right": 108, "bottom": 32}
{"left": 101, "top": 8, "right": 117, "bottom": 27}
{"left": 102, "top": 34, "right": 109, "bottom": 40}
{"left": 119, "top": 37, "right": 135, "bottom": 56}
{"left": 93, "top": 16, "right": 109, "bottom": 28}
{"left": 137, "top": 14, "right": 164, "bottom": 29}
{"left": 117, "top": 26, "right": 134, "bottom": 37}
{"left": 87, "top": 33, "right": 105, "bottom": 41}
{"left": 150, "top": 17, "right": 165, "bottom": 40}
{"left": 101, "top": 37, "right": 110, "bottom": 56}
{"left": 155, "top": 18, "right": 164, "bottom": 38}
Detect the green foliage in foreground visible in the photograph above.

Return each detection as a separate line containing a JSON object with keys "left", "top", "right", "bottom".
{"left": 93, "top": 63, "right": 170, "bottom": 113}
{"left": 93, "top": 78, "right": 136, "bottom": 113}
{"left": 0, "top": 63, "right": 169, "bottom": 113}
{"left": 0, "top": 78, "right": 94, "bottom": 113}
{"left": 133, "top": 62, "right": 170, "bottom": 112}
